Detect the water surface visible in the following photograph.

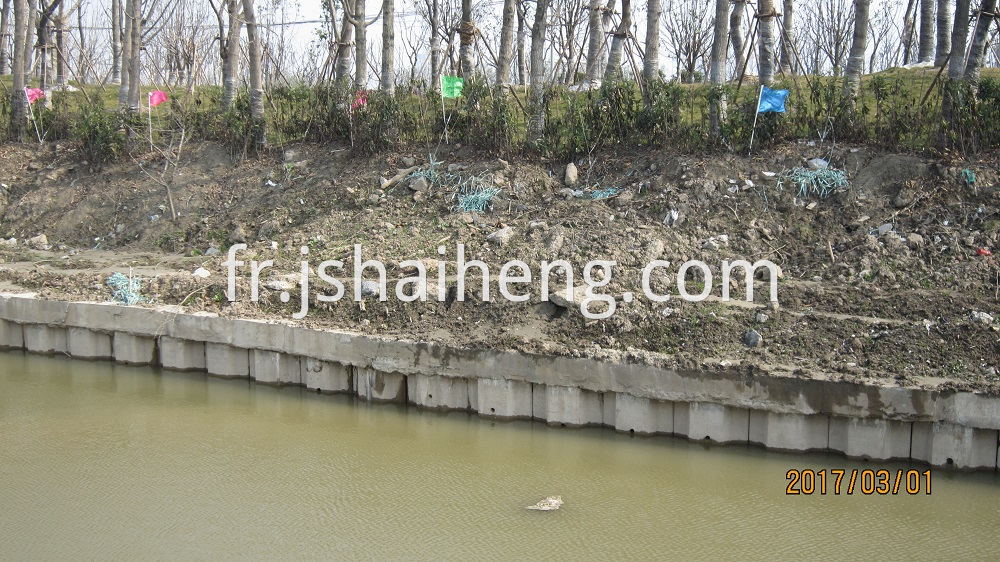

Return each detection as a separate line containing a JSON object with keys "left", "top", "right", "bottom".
{"left": 1, "top": 352, "right": 997, "bottom": 559}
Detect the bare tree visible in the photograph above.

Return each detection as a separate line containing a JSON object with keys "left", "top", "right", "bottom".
{"left": 730, "top": 1, "right": 747, "bottom": 76}
{"left": 964, "top": 0, "right": 997, "bottom": 85}
{"left": 604, "top": 0, "right": 629, "bottom": 80}
{"left": 758, "top": 0, "right": 775, "bottom": 85}
{"left": 935, "top": 0, "right": 951, "bottom": 65}
{"left": 0, "top": 0, "right": 11, "bottom": 75}
{"left": 10, "top": 0, "right": 25, "bottom": 140}
{"left": 899, "top": 0, "right": 916, "bottom": 64}
{"left": 948, "top": 0, "right": 969, "bottom": 79}
{"left": 497, "top": 0, "right": 516, "bottom": 83}
{"left": 551, "top": 0, "right": 586, "bottom": 84}
{"left": 111, "top": 0, "right": 121, "bottom": 83}
{"left": 126, "top": 0, "right": 141, "bottom": 110}
{"left": 583, "top": 0, "right": 604, "bottom": 84}
{"left": 458, "top": 0, "right": 474, "bottom": 76}
{"left": 918, "top": 0, "right": 934, "bottom": 61}
{"left": 643, "top": 0, "right": 660, "bottom": 88}
{"left": 779, "top": 0, "right": 794, "bottom": 73}
{"left": 802, "top": 0, "right": 852, "bottom": 75}
{"left": 528, "top": 0, "right": 550, "bottom": 142}
{"left": 209, "top": 0, "right": 242, "bottom": 110}
{"left": 709, "top": 0, "right": 729, "bottom": 137}
{"left": 517, "top": 0, "right": 527, "bottom": 84}
{"left": 663, "top": 0, "right": 714, "bottom": 83}
{"left": 381, "top": 0, "right": 393, "bottom": 91}
{"left": 242, "top": 0, "right": 263, "bottom": 143}
{"left": 843, "top": 0, "right": 870, "bottom": 102}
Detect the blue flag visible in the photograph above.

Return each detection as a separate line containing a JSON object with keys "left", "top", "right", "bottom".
{"left": 757, "top": 86, "right": 789, "bottom": 113}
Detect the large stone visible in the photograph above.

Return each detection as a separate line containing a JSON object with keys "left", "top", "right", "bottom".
{"left": 250, "top": 350, "right": 301, "bottom": 385}
{"left": 23, "top": 324, "right": 68, "bottom": 354}
{"left": 67, "top": 327, "right": 112, "bottom": 359}
{"left": 477, "top": 378, "right": 533, "bottom": 419}
{"left": 749, "top": 410, "right": 829, "bottom": 451}
{"left": 302, "top": 358, "right": 351, "bottom": 393}
{"left": 355, "top": 367, "right": 407, "bottom": 402}
{"left": 409, "top": 374, "right": 472, "bottom": 410}
{"left": 828, "top": 416, "right": 911, "bottom": 461}
{"left": 564, "top": 163, "right": 579, "bottom": 187}
{"left": 911, "top": 421, "right": 998, "bottom": 470}
{"left": 614, "top": 393, "right": 673, "bottom": 434}
{"left": 113, "top": 333, "right": 157, "bottom": 365}
{"left": 675, "top": 402, "right": 749, "bottom": 444}
{"left": 205, "top": 343, "right": 250, "bottom": 378}
{"left": 159, "top": 336, "right": 206, "bottom": 371}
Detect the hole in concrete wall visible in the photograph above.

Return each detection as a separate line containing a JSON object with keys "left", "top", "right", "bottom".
{"left": 560, "top": 423, "right": 566, "bottom": 428}
{"left": 428, "top": 394, "right": 433, "bottom": 399}
{"left": 316, "top": 388, "right": 321, "bottom": 394}
{"left": 629, "top": 429, "right": 635, "bottom": 435}
{"left": 704, "top": 435, "right": 711, "bottom": 441}
{"left": 490, "top": 407, "right": 495, "bottom": 413}
{"left": 947, "top": 457, "right": 954, "bottom": 465}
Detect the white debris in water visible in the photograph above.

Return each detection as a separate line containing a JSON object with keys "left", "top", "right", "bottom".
{"left": 526, "top": 496, "right": 563, "bottom": 511}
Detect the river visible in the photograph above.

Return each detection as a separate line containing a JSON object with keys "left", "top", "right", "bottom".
{"left": 1, "top": 351, "right": 998, "bottom": 559}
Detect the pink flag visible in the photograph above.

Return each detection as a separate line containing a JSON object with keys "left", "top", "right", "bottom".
{"left": 351, "top": 90, "right": 368, "bottom": 111}
{"left": 148, "top": 90, "right": 168, "bottom": 108}
{"left": 24, "top": 88, "right": 45, "bottom": 105}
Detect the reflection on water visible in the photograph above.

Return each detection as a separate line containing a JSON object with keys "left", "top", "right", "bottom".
{"left": 1, "top": 351, "right": 999, "bottom": 559}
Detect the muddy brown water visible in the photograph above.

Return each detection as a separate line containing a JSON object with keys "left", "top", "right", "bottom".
{"left": 1, "top": 351, "right": 999, "bottom": 559}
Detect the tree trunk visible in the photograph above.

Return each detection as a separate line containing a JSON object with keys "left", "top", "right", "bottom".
{"left": 964, "top": 0, "right": 997, "bottom": 85}
{"left": 111, "top": 0, "right": 120, "bottom": 83}
{"left": 643, "top": 0, "right": 660, "bottom": 89}
{"left": 55, "top": 0, "right": 64, "bottom": 88}
{"left": 353, "top": 0, "right": 366, "bottom": 88}
{"left": 604, "top": 0, "right": 629, "bottom": 80}
{"left": 758, "top": 0, "right": 775, "bottom": 86}
{"left": 117, "top": 0, "right": 132, "bottom": 107}
{"left": 730, "top": 0, "right": 746, "bottom": 78}
{"left": 709, "top": 0, "right": 729, "bottom": 137}
{"left": 948, "top": 0, "right": 970, "bottom": 80}
{"left": 779, "top": 0, "right": 794, "bottom": 74}
{"left": 0, "top": 0, "right": 11, "bottom": 75}
{"left": 76, "top": 3, "right": 86, "bottom": 84}
{"left": 516, "top": 0, "right": 526, "bottom": 85}
{"left": 380, "top": 0, "right": 393, "bottom": 91}
{"left": 126, "top": 0, "right": 141, "bottom": 110}
{"left": 584, "top": 0, "right": 603, "bottom": 85}
{"left": 935, "top": 0, "right": 951, "bottom": 66}
{"left": 918, "top": 0, "right": 935, "bottom": 62}
{"left": 222, "top": 0, "right": 242, "bottom": 111}
{"left": 23, "top": 0, "right": 34, "bottom": 76}
{"left": 429, "top": 0, "right": 440, "bottom": 89}
{"left": 36, "top": 12, "right": 47, "bottom": 89}
{"left": 528, "top": 0, "right": 550, "bottom": 142}
{"left": 496, "top": 0, "right": 515, "bottom": 84}
{"left": 242, "top": 0, "right": 265, "bottom": 145}
{"left": 458, "top": 0, "right": 474, "bottom": 77}
{"left": 843, "top": 0, "right": 870, "bottom": 102}
{"left": 334, "top": 10, "right": 353, "bottom": 88}
{"left": 10, "top": 0, "right": 25, "bottom": 140}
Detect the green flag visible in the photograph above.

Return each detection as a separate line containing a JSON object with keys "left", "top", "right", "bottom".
{"left": 441, "top": 75, "right": 464, "bottom": 98}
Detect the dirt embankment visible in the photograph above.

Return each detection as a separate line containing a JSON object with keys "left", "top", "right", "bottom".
{"left": 0, "top": 140, "right": 998, "bottom": 393}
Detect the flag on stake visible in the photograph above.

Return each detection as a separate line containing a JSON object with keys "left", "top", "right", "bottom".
{"left": 756, "top": 86, "right": 789, "bottom": 113}
{"left": 25, "top": 88, "right": 45, "bottom": 105}
{"left": 441, "top": 76, "right": 464, "bottom": 98}
{"left": 148, "top": 90, "right": 168, "bottom": 107}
